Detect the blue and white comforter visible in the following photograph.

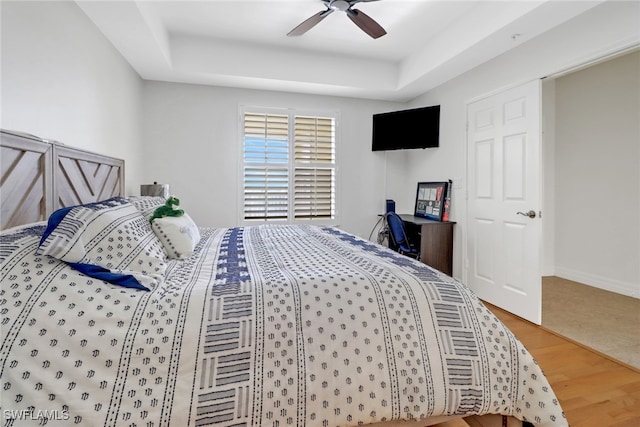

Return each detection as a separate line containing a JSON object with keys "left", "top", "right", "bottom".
{"left": 0, "top": 224, "right": 567, "bottom": 426}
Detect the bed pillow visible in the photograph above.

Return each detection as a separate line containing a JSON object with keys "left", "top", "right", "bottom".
{"left": 37, "top": 197, "right": 167, "bottom": 291}
{"left": 126, "top": 196, "right": 167, "bottom": 221}
{"left": 151, "top": 213, "right": 200, "bottom": 259}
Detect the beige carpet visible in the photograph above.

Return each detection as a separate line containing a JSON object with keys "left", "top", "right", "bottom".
{"left": 542, "top": 276, "right": 640, "bottom": 369}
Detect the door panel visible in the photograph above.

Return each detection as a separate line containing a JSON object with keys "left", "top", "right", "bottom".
{"left": 503, "top": 134, "right": 526, "bottom": 199}
{"left": 475, "top": 139, "right": 494, "bottom": 198}
{"left": 475, "top": 219, "right": 495, "bottom": 281}
{"left": 466, "top": 80, "right": 542, "bottom": 324}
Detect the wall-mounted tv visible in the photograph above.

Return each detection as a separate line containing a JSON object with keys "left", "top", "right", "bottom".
{"left": 372, "top": 105, "right": 440, "bottom": 151}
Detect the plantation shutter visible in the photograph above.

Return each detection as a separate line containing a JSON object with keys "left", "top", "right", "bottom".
{"left": 243, "top": 113, "right": 289, "bottom": 220}
{"left": 242, "top": 109, "right": 336, "bottom": 223}
{"left": 293, "top": 116, "right": 335, "bottom": 219}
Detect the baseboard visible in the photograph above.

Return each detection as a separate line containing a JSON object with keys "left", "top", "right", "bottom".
{"left": 553, "top": 267, "right": 639, "bottom": 299}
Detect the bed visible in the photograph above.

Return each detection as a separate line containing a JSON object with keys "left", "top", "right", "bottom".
{"left": 0, "top": 130, "right": 567, "bottom": 427}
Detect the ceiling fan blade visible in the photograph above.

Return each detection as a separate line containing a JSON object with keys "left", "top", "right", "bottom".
{"left": 287, "top": 9, "right": 334, "bottom": 36}
{"left": 346, "top": 8, "right": 386, "bottom": 39}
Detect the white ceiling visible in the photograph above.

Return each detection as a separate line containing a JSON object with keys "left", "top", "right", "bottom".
{"left": 76, "top": 0, "right": 605, "bottom": 102}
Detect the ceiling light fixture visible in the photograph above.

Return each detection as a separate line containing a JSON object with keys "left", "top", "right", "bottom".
{"left": 330, "top": 0, "right": 350, "bottom": 11}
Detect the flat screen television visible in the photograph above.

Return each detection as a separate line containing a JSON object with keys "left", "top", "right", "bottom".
{"left": 372, "top": 105, "right": 440, "bottom": 151}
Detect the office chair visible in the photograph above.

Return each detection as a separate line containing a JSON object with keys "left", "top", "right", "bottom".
{"left": 384, "top": 212, "right": 420, "bottom": 259}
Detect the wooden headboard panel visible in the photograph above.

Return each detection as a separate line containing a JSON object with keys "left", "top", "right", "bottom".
{"left": 1, "top": 130, "right": 125, "bottom": 230}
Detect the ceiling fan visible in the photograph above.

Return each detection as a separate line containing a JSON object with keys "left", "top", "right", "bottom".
{"left": 288, "top": 0, "right": 387, "bottom": 39}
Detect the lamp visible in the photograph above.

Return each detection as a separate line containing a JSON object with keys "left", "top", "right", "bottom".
{"left": 140, "top": 181, "right": 169, "bottom": 198}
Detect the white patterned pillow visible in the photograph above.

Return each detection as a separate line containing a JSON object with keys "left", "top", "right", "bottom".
{"left": 37, "top": 197, "right": 167, "bottom": 290}
{"left": 126, "top": 196, "right": 167, "bottom": 221}
{"left": 151, "top": 214, "right": 201, "bottom": 260}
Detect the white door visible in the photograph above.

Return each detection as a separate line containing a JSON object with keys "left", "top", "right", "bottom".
{"left": 466, "top": 80, "right": 542, "bottom": 324}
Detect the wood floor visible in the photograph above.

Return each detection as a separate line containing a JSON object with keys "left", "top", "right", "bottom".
{"left": 487, "top": 303, "right": 640, "bottom": 427}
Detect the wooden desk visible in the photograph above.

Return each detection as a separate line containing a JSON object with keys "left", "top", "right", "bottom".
{"left": 397, "top": 214, "right": 455, "bottom": 276}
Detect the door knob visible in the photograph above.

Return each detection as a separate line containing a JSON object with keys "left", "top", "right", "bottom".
{"left": 517, "top": 210, "right": 536, "bottom": 219}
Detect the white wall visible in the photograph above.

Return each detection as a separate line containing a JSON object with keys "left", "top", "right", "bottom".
{"left": 553, "top": 51, "right": 640, "bottom": 298}
{"left": 1, "top": 1, "right": 144, "bottom": 196}
{"left": 140, "top": 81, "right": 403, "bottom": 237}
{"left": 390, "top": 0, "right": 640, "bottom": 280}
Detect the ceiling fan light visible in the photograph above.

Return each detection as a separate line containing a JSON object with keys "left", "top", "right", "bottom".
{"left": 331, "top": 0, "right": 351, "bottom": 12}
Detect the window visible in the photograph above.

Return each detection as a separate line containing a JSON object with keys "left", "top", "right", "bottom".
{"left": 241, "top": 108, "right": 336, "bottom": 223}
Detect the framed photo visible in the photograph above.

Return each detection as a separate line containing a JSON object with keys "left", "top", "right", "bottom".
{"left": 414, "top": 181, "right": 449, "bottom": 221}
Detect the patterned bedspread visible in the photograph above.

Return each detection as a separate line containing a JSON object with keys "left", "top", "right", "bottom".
{"left": 0, "top": 224, "right": 567, "bottom": 426}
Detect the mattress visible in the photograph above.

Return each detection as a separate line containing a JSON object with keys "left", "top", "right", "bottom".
{"left": 0, "top": 220, "right": 567, "bottom": 426}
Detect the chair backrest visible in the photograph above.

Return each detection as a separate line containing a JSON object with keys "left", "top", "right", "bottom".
{"left": 385, "top": 212, "right": 412, "bottom": 253}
